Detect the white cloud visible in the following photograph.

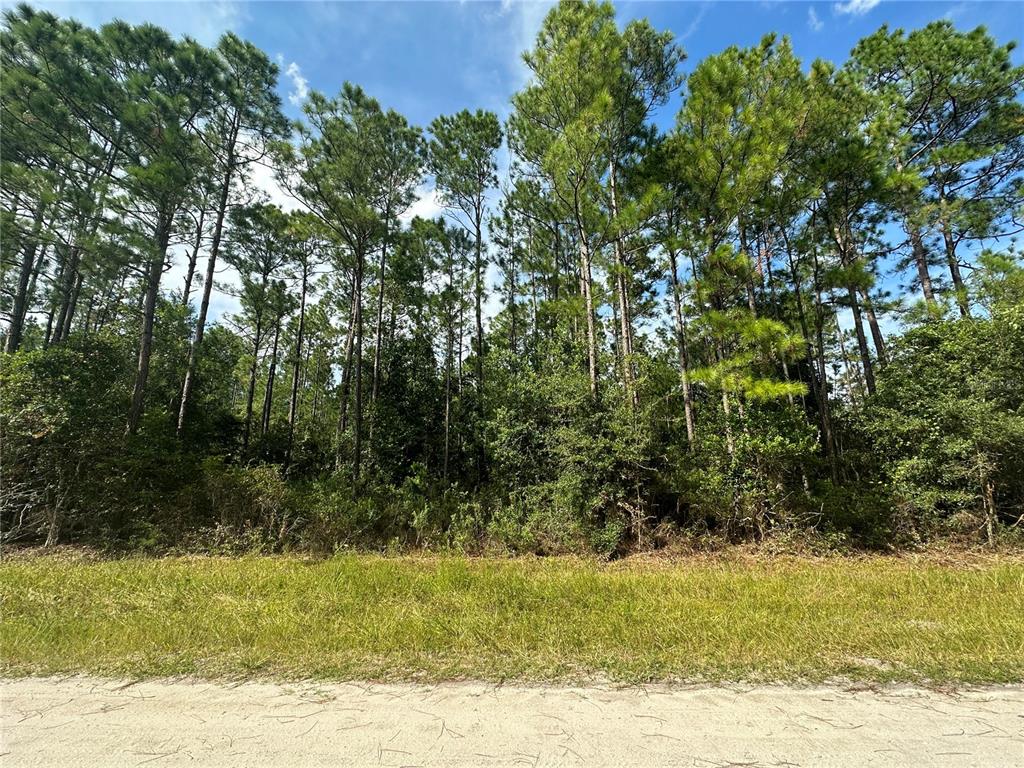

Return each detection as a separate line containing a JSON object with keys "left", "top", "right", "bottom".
{"left": 247, "top": 159, "right": 304, "bottom": 213}
{"left": 833, "top": 0, "right": 881, "bottom": 16}
{"left": 399, "top": 185, "right": 446, "bottom": 225}
{"left": 284, "top": 61, "right": 309, "bottom": 107}
{"left": 808, "top": 7, "right": 824, "bottom": 31}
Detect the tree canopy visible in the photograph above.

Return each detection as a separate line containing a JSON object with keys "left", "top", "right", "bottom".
{"left": 2, "top": 1, "right": 1022, "bottom": 553}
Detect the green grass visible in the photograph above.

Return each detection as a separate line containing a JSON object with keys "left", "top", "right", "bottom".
{"left": 2, "top": 554, "right": 1022, "bottom": 684}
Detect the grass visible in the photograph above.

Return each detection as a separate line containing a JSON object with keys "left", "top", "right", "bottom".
{"left": 1, "top": 553, "right": 1022, "bottom": 684}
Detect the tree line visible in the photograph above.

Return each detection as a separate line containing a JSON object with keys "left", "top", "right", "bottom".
{"left": 2, "top": 1, "right": 1022, "bottom": 553}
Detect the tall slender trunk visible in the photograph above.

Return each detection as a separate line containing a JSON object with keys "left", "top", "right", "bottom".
{"left": 667, "top": 247, "right": 696, "bottom": 451}
{"left": 260, "top": 319, "right": 281, "bottom": 437}
{"left": 5, "top": 201, "right": 47, "bottom": 353}
{"left": 82, "top": 291, "right": 96, "bottom": 334}
{"left": 507, "top": 243, "right": 518, "bottom": 354}
{"left": 608, "top": 160, "right": 636, "bottom": 408}
{"left": 720, "top": 385, "right": 735, "bottom": 458}
{"left": 335, "top": 277, "right": 357, "bottom": 470}
{"left": 798, "top": 243, "right": 837, "bottom": 480}
{"left": 352, "top": 247, "right": 365, "bottom": 482}
{"left": 473, "top": 218, "right": 484, "bottom": 389}
{"left": 60, "top": 271, "right": 83, "bottom": 341}
{"left": 859, "top": 286, "right": 888, "bottom": 367}
{"left": 50, "top": 247, "right": 80, "bottom": 345}
{"left": 846, "top": 284, "right": 875, "bottom": 396}
{"left": 371, "top": 224, "right": 389, "bottom": 405}
{"left": 310, "top": 355, "right": 322, "bottom": 425}
{"left": 574, "top": 215, "right": 599, "bottom": 401}
{"left": 242, "top": 313, "right": 264, "bottom": 453}
{"left": 472, "top": 216, "right": 485, "bottom": 483}
{"left": 940, "top": 218, "right": 969, "bottom": 318}
{"left": 177, "top": 117, "right": 239, "bottom": 437}
{"left": 43, "top": 307, "right": 55, "bottom": 348}
{"left": 16, "top": 242, "right": 51, "bottom": 341}
{"left": 286, "top": 266, "right": 308, "bottom": 467}
{"left": 126, "top": 217, "right": 172, "bottom": 435}
{"left": 833, "top": 227, "right": 875, "bottom": 395}
{"left": 43, "top": 248, "right": 67, "bottom": 348}
{"left": 457, "top": 254, "right": 465, "bottom": 396}
{"left": 443, "top": 299, "right": 454, "bottom": 485}
{"left": 53, "top": 138, "right": 120, "bottom": 346}
{"left": 834, "top": 311, "right": 864, "bottom": 406}
{"left": 181, "top": 206, "right": 206, "bottom": 308}
{"left": 908, "top": 225, "right": 935, "bottom": 305}
{"left": 739, "top": 223, "right": 758, "bottom": 316}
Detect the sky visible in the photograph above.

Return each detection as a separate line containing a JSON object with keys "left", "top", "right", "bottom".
{"left": 23, "top": 0, "right": 1024, "bottom": 328}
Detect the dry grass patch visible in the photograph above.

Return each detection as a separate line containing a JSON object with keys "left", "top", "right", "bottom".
{"left": 1, "top": 553, "right": 1021, "bottom": 684}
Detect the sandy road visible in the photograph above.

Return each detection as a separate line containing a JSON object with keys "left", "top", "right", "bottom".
{"left": 2, "top": 677, "right": 1022, "bottom": 767}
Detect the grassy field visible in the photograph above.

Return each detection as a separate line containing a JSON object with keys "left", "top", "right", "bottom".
{"left": 2, "top": 553, "right": 1022, "bottom": 684}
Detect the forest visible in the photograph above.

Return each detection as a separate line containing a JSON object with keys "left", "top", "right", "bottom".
{"left": 1, "top": 0, "right": 1022, "bottom": 556}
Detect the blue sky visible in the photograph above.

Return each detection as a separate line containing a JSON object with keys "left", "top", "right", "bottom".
{"left": 32, "top": 1, "right": 1022, "bottom": 133}
{"left": 24, "top": 0, "right": 1024, "bottom": 329}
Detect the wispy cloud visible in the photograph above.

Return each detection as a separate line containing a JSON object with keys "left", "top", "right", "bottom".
{"left": 944, "top": 2, "right": 967, "bottom": 20}
{"left": 834, "top": 0, "right": 881, "bottom": 16}
{"left": 32, "top": 0, "right": 247, "bottom": 44}
{"left": 681, "top": 2, "right": 712, "bottom": 42}
{"left": 499, "top": 0, "right": 555, "bottom": 90}
{"left": 808, "top": 7, "right": 824, "bottom": 31}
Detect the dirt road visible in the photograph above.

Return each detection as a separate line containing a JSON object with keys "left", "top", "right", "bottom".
{"left": 2, "top": 677, "right": 1022, "bottom": 766}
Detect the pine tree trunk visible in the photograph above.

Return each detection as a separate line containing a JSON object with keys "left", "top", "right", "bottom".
{"left": 181, "top": 207, "right": 206, "bottom": 308}
{"left": 846, "top": 285, "right": 876, "bottom": 396}
{"left": 311, "top": 355, "right": 322, "bottom": 425}
{"left": 457, "top": 254, "right": 465, "bottom": 396}
{"left": 668, "top": 248, "right": 696, "bottom": 451}
{"left": 177, "top": 118, "right": 239, "bottom": 437}
{"left": 720, "top": 386, "right": 735, "bottom": 458}
{"left": 739, "top": 224, "right": 758, "bottom": 316}
{"left": 335, "top": 281, "right": 357, "bottom": 471}
{"left": 507, "top": 244, "right": 518, "bottom": 354}
{"left": 286, "top": 267, "right": 308, "bottom": 468}
{"left": 858, "top": 286, "right": 888, "bottom": 367}
{"left": 940, "top": 219, "right": 969, "bottom": 318}
{"left": 260, "top": 320, "right": 281, "bottom": 437}
{"left": 51, "top": 247, "right": 81, "bottom": 345}
{"left": 908, "top": 225, "right": 936, "bottom": 305}
{"left": 473, "top": 218, "right": 485, "bottom": 390}
{"left": 352, "top": 246, "right": 365, "bottom": 482}
{"left": 807, "top": 247, "right": 839, "bottom": 480}
{"left": 608, "top": 160, "right": 636, "bottom": 407}
{"left": 444, "top": 321, "right": 453, "bottom": 485}
{"left": 833, "top": 227, "right": 875, "bottom": 395}
{"left": 575, "top": 216, "right": 599, "bottom": 401}
{"left": 60, "top": 271, "right": 83, "bottom": 341}
{"left": 126, "top": 218, "right": 172, "bottom": 435}
{"left": 5, "top": 201, "right": 47, "bottom": 353}
{"left": 371, "top": 226, "right": 389, "bottom": 405}
{"left": 242, "top": 313, "right": 265, "bottom": 453}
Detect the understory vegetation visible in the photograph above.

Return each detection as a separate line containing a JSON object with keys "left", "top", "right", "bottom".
{"left": 2, "top": 2, "right": 1023, "bottom": 556}
{"left": 2, "top": 554, "right": 1022, "bottom": 683}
